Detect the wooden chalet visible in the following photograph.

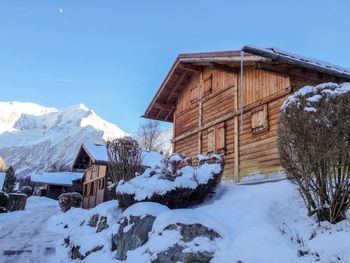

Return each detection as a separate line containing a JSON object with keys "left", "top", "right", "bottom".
{"left": 144, "top": 46, "right": 350, "bottom": 182}
{"left": 73, "top": 143, "right": 109, "bottom": 209}
{"left": 31, "top": 171, "right": 83, "bottom": 199}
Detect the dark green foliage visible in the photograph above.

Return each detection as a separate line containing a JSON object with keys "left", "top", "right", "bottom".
{"left": 0, "top": 191, "right": 9, "bottom": 208}
{"left": 4, "top": 166, "right": 16, "bottom": 193}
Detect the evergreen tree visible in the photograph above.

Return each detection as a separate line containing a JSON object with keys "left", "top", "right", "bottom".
{"left": 4, "top": 166, "right": 16, "bottom": 193}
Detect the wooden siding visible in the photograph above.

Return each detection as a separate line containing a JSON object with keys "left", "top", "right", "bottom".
{"left": 173, "top": 66, "right": 292, "bottom": 180}
{"left": 82, "top": 164, "right": 107, "bottom": 209}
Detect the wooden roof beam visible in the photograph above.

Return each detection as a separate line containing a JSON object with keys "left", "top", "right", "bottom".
{"left": 167, "top": 71, "right": 188, "bottom": 103}
{"left": 154, "top": 101, "right": 175, "bottom": 111}
{"left": 209, "top": 62, "right": 239, "bottom": 74}
{"left": 256, "top": 62, "right": 330, "bottom": 82}
{"left": 180, "top": 63, "right": 203, "bottom": 73}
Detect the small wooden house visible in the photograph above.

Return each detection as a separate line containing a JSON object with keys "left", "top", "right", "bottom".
{"left": 144, "top": 46, "right": 350, "bottom": 182}
{"left": 73, "top": 143, "right": 165, "bottom": 209}
{"left": 73, "top": 143, "right": 109, "bottom": 209}
{"left": 31, "top": 171, "right": 83, "bottom": 199}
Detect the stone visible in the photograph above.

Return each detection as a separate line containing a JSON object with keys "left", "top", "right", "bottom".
{"left": 151, "top": 223, "right": 221, "bottom": 263}
{"left": 96, "top": 216, "right": 109, "bottom": 233}
{"left": 113, "top": 215, "right": 156, "bottom": 260}
{"left": 88, "top": 214, "right": 99, "bottom": 227}
{"left": 69, "top": 244, "right": 103, "bottom": 260}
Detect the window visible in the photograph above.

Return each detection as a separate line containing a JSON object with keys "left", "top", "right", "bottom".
{"left": 190, "top": 85, "right": 199, "bottom": 104}
{"left": 251, "top": 104, "right": 268, "bottom": 134}
{"left": 207, "top": 127, "right": 215, "bottom": 154}
{"left": 207, "top": 123, "right": 226, "bottom": 154}
{"left": 216, "top": 123, "right": 226, "bottom": 154}
{"left": 203, "top": 74, "right": 213, "bottom": 97}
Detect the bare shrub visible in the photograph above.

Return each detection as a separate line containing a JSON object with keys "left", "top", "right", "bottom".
{"left": 278, "top": 83, "right": 350, "bottom": 224}
{"left": 107, "top": 137, "right": 143, "bottom": 183}
{"left": 136, "top": 120, "right": 162, "bottom": 151}
{"left": 58, "top": 192, "right": 83, "bottom": 212}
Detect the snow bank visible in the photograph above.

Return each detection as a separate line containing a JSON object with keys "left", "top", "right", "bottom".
{"left": 123, "top": 202, "right": 169, "bottom": 219}
{"left": 48, "top": 200, "right": 122, "bottom": 261}
{"left": 51, "top": 180, "right": 350, "bottom": 262}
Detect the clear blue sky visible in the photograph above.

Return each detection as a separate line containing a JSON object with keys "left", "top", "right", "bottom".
{"left": 1, "top": 0, "right": 349, "bottom": 133}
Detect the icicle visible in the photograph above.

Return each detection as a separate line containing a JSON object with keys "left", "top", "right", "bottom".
{"left": 240, "top": 50, "right": 244, "bottom": 132}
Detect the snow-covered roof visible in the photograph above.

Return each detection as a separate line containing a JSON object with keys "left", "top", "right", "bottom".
{"left": 242, "top": 45, "right": 350, "bottom": 79}
{"left": 83, "top": 143, "right": 109, "bottom": 162}
{"left": 142, "top": 151, "right": 164, "bottom": 168}
{"left": 31, "top": 172, "right": 83, "bottom": 186}
{"left": 0, "top": 172, "right": 6, "bottom": 191}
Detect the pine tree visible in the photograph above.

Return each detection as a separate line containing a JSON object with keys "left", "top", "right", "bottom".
{"left": 4, "top": 166, "right": 16, "bottom": 193}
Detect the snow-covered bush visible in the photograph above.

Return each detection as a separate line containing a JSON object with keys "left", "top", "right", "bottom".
{"left": 20, "top": 185, "right": 32, "bottom": 196}
{"left": 116, "top": 153, "right": 223, "bottom": 209}
{"left": 58, "top": 192, "right": 83, "bottom": 212}
{"left": 278, "top": 82, "right": 350, "bottom": 223}
{"left": 0, "top": 191, "right": 9, "bottom": 208}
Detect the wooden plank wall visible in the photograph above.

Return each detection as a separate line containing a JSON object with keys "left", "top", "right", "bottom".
{"left": 173, "top": 65, "right": 291, "bottom": 180}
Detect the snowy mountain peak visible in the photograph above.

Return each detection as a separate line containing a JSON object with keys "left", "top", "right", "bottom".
{"left": 0, "top": 101, "right": 127, "bottom": 177}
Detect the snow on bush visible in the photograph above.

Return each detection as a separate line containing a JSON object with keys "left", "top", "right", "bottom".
{"left": 58, "top": 192, "right": 83, "bottom": 212}
{"left": 279, "top": 82, "right": 350, "bottom": 223}
{"left": 116, "top": 153, "right": 223, "bottom": 208}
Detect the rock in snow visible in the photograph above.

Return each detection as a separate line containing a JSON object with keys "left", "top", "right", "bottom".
{"left": 113, "top": 202, "right": 169, "bottom": 260}
{"left": 0, "top": 101, "right": 127, "bottom": 177}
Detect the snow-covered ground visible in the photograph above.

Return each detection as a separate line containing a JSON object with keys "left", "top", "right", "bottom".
{"left": 0, "top": 196, "right": 63, "bottom": 263}
{"left": 2, "top": 180, "right": 350, "bottom": 262}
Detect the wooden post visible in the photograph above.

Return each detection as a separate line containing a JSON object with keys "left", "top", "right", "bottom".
{"left": 234, "top": 72, "right": 240, "bottom": 181}
{"left": 172, "top": 113, "right": 176, "bottom": 153}
{"left": 198, "top": 72, "right": 204, "bottom": 154}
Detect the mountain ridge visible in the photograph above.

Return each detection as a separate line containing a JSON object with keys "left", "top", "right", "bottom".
{"left": 0, "top": 101, "right": 127, "bottom": 177}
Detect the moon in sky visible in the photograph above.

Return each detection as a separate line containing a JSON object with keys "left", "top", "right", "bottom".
{"left": 59, "top": 8, "right": 63, "bottom": 14}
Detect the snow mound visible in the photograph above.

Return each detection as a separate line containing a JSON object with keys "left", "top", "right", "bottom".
{"left": 123, "top": 202, "right": 169, "bottom": 219}
{"left": 116, "top": 153, "right": 223, "bottom": 208}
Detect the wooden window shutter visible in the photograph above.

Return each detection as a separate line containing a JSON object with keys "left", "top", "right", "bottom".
{"left": 191, "top": 85, "right": 199, "bottom": 104}
{"left": 204, "top": 74, "right": 213, "bottom": 97}
{"left": 251, "top": 104, "right": 268, "bottom": 134}
{"left": 216, "top": 122, "right": 226, "bottom": 153}
{"left": 207, "top": 127, "right": 215, "bottom": 154}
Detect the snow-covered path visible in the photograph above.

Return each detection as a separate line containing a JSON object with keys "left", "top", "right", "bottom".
{"left": 0, "top": 197, "right": 63, "bottom": 263}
